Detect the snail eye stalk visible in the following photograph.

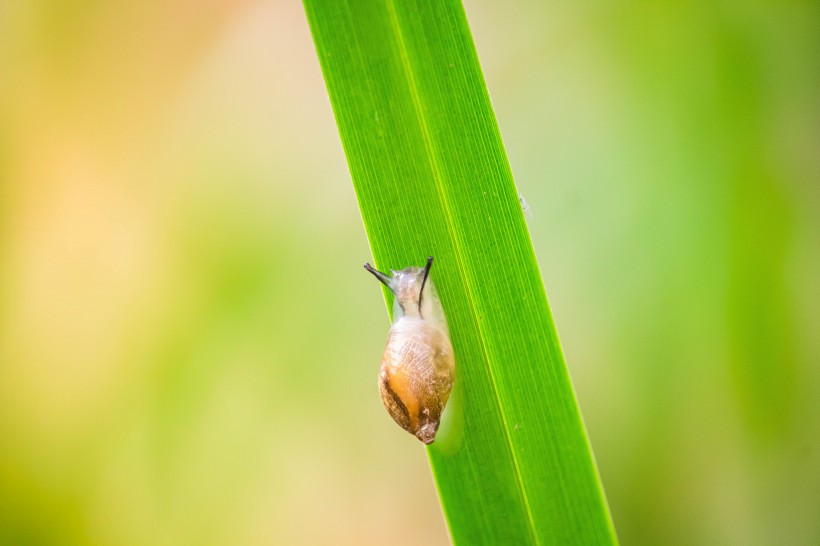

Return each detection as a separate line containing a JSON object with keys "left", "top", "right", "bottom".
{"left": 364, "top": 263, "right": 392, "bottom": 288}
{"left": 418, "top": 256, "right": 433, "bottom": 313}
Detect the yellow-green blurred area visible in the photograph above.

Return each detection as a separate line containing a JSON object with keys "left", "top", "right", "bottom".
{"left": 0, "top": 1, "right": 818, "bottom": 544}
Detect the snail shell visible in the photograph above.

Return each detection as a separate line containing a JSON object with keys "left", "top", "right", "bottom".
{"left": 364, "top": 256, "right": 455, "bottom": 444}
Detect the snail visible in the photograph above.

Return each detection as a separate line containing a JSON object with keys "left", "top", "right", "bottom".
{"left": 364, "top": 256, "right": 455, "bottom": 444}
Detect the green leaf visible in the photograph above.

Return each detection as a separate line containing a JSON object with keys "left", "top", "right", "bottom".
{"left": 303, "top": 1, "right": 618, "bottom": 543}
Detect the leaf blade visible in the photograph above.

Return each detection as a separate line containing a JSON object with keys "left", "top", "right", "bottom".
{"left": 304, "top": 0, "right": 618, "bottom": 543}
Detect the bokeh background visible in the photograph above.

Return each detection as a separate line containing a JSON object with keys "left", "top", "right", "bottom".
{"left": 1, "top": 1, "right": 818, "bottom": 544}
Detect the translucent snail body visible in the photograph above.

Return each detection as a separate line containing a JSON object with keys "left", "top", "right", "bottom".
{"left": 364, "top": 257, "right": 455, "bottom": 444}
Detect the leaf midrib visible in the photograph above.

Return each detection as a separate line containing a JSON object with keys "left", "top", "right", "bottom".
{"left": 383, "top": 1, "right": 539, "bottom": 542}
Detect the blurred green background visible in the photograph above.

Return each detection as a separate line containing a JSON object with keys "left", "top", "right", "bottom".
{"left": 0, "top": 1, "right": 818, "bottom": 545}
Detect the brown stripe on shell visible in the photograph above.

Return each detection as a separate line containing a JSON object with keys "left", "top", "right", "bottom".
{"left": 379, "top": 375, "right": 412, "bottom": 431}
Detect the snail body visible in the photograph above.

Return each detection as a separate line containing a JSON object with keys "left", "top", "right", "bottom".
{"left": 364, "top": 257, "right": 454, "bottom": 444}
